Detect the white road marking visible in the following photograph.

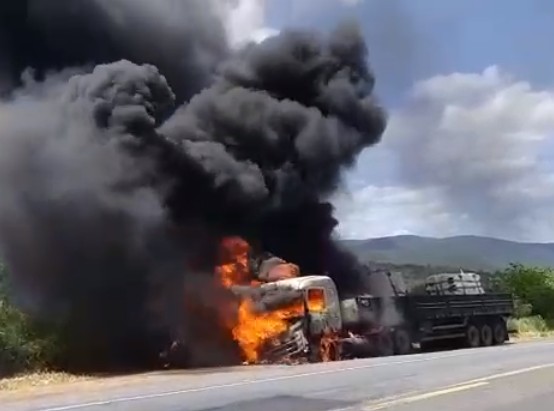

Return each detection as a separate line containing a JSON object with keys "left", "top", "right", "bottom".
{"left": 35, "top": 342, "right": 554, "bottom": 411}
{"left": 360, "top": 381, "right": 489, "bottom": 410}
{"left": 332, "top": 362, "right": 554, "bottom": 411}
{"left": 458, "top": 363, "right": 554, "bottom": 385}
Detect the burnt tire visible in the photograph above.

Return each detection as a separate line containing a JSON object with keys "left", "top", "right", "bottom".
{"left": 393, "top": 329, "right": 413, "bottom": 355}
{"left": 308, "top": 340, "right": 322, "bottom": 363}
{"left": 493, "top": 320, "right": 508, "bottom": 345}
{"left": 374, "top": 331, "right": 395, "bottom": 357}
{"left": 465, "top": 324, "right": 481, "bottom": 348}
{"left": 327, "top": 340, "right": 341, "bottom": 361}
{"left": 480, "top": 323, "right": 493, "bottom": 347}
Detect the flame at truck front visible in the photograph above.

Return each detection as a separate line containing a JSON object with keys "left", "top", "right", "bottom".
{"left": 216, "top": 236, "right": 304, "bottom": 363}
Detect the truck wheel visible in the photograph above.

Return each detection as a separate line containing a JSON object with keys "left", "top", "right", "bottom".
{"left": 393, "top": 329, "right": 413, "bottom": 355}
{"left": 465, "top": 324, "right": 481, "bottom": 348}
{"left": 375, "top": 332, "right": 395, "bottom": 357}
{"left": 480, "top": 323, "right": 493, "bottom": 347}
{"left": 493, "top": 320, "right": 508, "bottom": 345}
{"left": 327, "top": 340, "right": 341, "bottom": 361}
{"left": 308, "top": 340, "right": 322, "bottom": 363}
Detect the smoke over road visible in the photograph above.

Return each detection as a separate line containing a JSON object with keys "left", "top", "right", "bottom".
{"left": 0, "top": 0, "right": 386, "bottom": 369}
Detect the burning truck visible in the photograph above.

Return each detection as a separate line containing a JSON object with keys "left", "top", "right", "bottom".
{"left": 0, "top": 2, "right": 515, "bottom": 372}
{"left": 214, "top": 237, "right": 515, "bottom": 365}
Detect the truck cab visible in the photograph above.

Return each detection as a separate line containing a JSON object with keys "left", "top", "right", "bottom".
{"left": 259, "top": 275, "right": 343, "bottom": 361}
{"left": 267, "top": 275, "right": 343, "bottom": 334}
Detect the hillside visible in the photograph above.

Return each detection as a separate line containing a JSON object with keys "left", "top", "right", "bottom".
{"left": 342, "top": 235, "right": 554, "bottom": 271}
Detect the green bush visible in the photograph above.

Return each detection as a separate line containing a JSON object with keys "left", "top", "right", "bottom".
{"left": 0, "top": 265, "right": 60, "bottom": 377}
{"left": 499, "top": 263, "right": 554, "bottom": 324}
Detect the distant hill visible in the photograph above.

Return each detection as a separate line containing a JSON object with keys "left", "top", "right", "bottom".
{"left": 341, "top": 235, "right": 554, "bottom": 271}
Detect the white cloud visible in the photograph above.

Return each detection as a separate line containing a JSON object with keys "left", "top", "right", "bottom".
{"left": 220, "top": 0, "right": 364, "bottom": 47}
{"left": 334, "top": 66, "right": 554, "bottom": 241}
{"left": 333, "top": 185, "right": 463, "bottom": 239}
{"left": 216, "top": 0, "right": 278, "bottom": 47}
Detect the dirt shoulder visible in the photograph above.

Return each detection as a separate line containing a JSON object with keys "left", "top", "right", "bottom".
{"left": 0, "top": 372, "right": 92, "bottom": 392}
{"left": 510, "top": 331, "right": 554, "bottom": 342}
{"left": 0, "top": 364, "right": 261, "bottom": 403}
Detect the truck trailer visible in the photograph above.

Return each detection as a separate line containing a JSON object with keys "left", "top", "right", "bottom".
{"left": 258, "top": 272, "right": 515, "bottom": 362}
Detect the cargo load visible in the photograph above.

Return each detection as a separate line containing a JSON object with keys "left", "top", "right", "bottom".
{"left": 425, "top": 272, "right": 485, "bottom": 295}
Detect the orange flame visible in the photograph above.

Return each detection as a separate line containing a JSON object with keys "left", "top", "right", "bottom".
{"left": 320, "top": 329, "right": 340, "bottom": 362}
{"left": 216, "top": 236, "right": 306, "bottom": 363}
{"left": 307, "top": 288, "right": 325, "bottom": 312}
{"left": 233, "top": 297, "right": 305, "bottom": 363}
{"left": 216, "top": 237, "right": 252, "bottom": 288}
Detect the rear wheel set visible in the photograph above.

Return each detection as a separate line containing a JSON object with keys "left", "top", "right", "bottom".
{"left": 480, "top": 323, "right": 493, "bottom": 346}
{"left": 465, "top": 323, "right": 481, "bottom": 348}
{"left": 466, "top": 319, "right": 505, "bottom": 348}
{"left": 492, "top": 320, "right": 508, "bottom": 345}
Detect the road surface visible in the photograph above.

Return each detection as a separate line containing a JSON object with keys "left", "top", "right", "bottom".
{"left": 3, "top": 340, "right": 554, "bottom": 411}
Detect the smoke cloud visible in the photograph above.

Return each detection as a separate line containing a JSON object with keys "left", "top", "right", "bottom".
{"left": 0, "top": 0, "right": 386, "bottom": 369}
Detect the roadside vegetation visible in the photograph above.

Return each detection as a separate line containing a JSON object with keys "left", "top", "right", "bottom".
{"left": 0, "top": 265, "right": 63, "bottom": 381}
{"left": 494, "top": 263, "right": 554, "bottom": 338}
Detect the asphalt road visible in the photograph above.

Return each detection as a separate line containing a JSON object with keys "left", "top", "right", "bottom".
{"left": 3, "top": 340, "right": 554, "bottom": 411}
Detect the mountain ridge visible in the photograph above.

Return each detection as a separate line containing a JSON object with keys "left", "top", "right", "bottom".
{"left": 341, "top": 235, "right": 554, "bottom": 271}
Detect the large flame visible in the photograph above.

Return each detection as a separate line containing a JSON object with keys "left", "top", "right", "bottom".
{"left": 216, "top": 236, "right": 253, "bottom": 289}
{"left": 233, "top": 297, "right": 305, "bottom": 363}
{"left": 216, "top": 236, "right": 303, "bottom": 363}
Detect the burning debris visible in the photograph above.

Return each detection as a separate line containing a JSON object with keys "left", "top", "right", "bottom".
{"left": 0, "top": 1, "right": 386, "bottom": 370}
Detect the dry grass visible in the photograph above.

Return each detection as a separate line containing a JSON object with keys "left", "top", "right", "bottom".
{"left": 512, "top": 331, "right": 554, "bottom": 341}
{"left": 0, "top": 371, "right": 90, "bottom": 392}
{"left": 509, "top": 316, "right": 554, "bottom": 341}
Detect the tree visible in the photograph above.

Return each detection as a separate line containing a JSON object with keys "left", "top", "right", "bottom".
{"left": 500, "top": 263, "right": 554, "bottom": 322}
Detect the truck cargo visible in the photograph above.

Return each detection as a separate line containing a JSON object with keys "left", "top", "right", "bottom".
{"left": 257, "top": 270, "right": 515, "bottom": 362}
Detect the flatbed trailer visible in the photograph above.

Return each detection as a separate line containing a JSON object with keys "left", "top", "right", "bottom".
{"left": 342, "top": 292, "right": 515, "bottom": 356}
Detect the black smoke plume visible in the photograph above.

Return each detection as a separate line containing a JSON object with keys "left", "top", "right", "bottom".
{"left": 0, "top": 1, "right": 386, "bottom": 369}
{"left": 0, "top": 0, "right": 228, "bottom": 99}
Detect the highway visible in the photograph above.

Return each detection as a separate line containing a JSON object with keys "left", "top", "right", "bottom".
{"left": 3, "top": 340, "right": 554, "bottom": 411}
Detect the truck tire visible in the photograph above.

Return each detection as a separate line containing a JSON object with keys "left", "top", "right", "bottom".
{"left": 465, "top": 324, "right": 481, "bottom": 348}
{"left": 308, "top": 340, "right": 322, "bottom": 363}
{"left": 480, "top": 323, "right": 493, "bottom": 347}
{"left": 308, "top": 338, "right": 341, "bottom": 362}
{"left": 493, "top": 320, "right": 508, "bottom": 345}
{"left": 393, "top": 329, "right": 413, "bottom": 355}
{"left": 327, "top": 340, "right": 341, "bottom": 361}
{"left": 374, "top": 331, "right": 395, "bottom": 357}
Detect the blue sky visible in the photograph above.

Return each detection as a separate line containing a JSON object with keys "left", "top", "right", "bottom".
{"left": 266, "top": 0, "right": 554, "bottom": 102}
{"left": 251, "top": 0, "right": 554, "bottom": 242}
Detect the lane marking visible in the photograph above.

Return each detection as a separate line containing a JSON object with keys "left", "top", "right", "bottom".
{"left": 36, "top": 344, "right": 554, "bottom": 411}
{"left": 457, "top": 363, "right": 554, "bottom": 385}
{"left": 360, "top": 382, "right": 489, "bottom": 410}
{"left": 334, "top": 362, "right": 554, "bottom": 411}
